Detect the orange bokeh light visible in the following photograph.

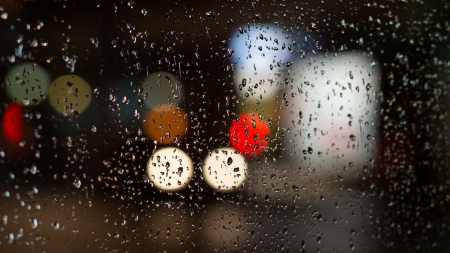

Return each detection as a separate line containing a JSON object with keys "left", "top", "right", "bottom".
{"left": 143, "top": 104, "right": 189, "bottom": 145}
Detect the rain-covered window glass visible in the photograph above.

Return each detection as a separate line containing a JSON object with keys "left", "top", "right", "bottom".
{"left": 0, "top": 1, "right": 449, "bottom": 252}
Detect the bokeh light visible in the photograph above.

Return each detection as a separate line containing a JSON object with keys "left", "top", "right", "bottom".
{"left": 0, "top": 103, "right": 37, "bottom": 158}
{"left": 4, "top": 62, "right": 51, "bottom": 106}
{"left": 228, "top": 24, "right": 294, "bottom": 101}
{"left": 48, "top": 75, "right": 92, "bottom": 116}
{"left": 281, "top": 51, "right": 381, "bottom": 177}
{"left": 147, "top": 147, "right": 193, "bottom": 192}
{"left": 141, "top": 71, "right": 185, "bottom": 108}
{"left": 228, "top": 113, "right": 270, "bottom": 157}
{"left": 203, "top": 147, "right": 247, "bottom": 192}
{"left": 2, "top": 102, "right": 23, "bottom": 145}
{"left": 143, "top": 104, "right": 189, "bottom": 145}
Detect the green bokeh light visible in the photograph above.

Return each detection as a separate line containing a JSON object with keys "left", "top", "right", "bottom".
{"left": 4, "top": 62, "right": 51, "bottom": 106}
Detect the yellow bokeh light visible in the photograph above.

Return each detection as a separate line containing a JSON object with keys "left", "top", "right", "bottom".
{"left": 147, "top": 147, "right": 193, "bottom": 192}
{"left": 48, "top": 75, "right": 92, "bottom": 116}
{"left": 143, "top": 104, "right": 189, "bottom": 145}
{"left": 4, "top": 62, "right": 51, "bottom": 106}
{"left": 203, "top": 147, "right": 247, "bottom": 192}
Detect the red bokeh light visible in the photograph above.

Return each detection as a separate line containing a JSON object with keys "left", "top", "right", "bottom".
{"left": 228, "top": 113, "right": 270, "bottom": 157}
{"left": 2, "top": 102, "right": 23, "bottom": 145}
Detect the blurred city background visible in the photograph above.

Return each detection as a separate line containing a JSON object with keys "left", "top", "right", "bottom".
{"left": 0, "top": 0, "right": 449, "bottom": 252}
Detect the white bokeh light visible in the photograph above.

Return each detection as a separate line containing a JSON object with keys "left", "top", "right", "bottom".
{"left": 147, "top": 147, "right": 193, "bottom": 192}
{"left": 203, "top": 147, "right": 247, "bottom": 191}
{"left": 281, "top": 51, "right": 381, "bottom": 177}
{"left": 229, "top": 24, "right": 294, "bottom": 101}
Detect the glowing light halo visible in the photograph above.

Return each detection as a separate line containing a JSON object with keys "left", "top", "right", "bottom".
{"left": 281, "top": 51, "right": 381, "bottom": 168}
{"left": 228, "top": 113, "right": 270, "bottom": 157}
{"left": 141, "top": 71, "right": 184, "bottom": 108}
{"left": 147, "top": 147, "right": 193, "bottom": 192}
{"left": 2, "top": 102, "right": 23, "bottom": 145}
{"left": 4, "top": 62, "right": 51, "bottom": 106}
{"left": 48, "top": 75, "right": 92, "bottom": 116}
{"left": 143, "top": 104, "right": 189, "bottom": 145}
{"left": 203, "top": 147, "right": 247, "bottom": 192}
{"left": 228, "top": 24, "right": 294, "bottom": 101}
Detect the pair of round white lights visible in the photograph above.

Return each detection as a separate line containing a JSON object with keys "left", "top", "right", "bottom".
{"left": 147, "top": 147, "right": 247, "bottom": 192}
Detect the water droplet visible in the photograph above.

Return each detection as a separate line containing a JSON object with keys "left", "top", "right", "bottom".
{"left": 227, "top": 157, "right": 233, "bottom": 165}
{"left": 53, "top": 221, "right": 60, "bottom": 230}
{"left": 31, "top": 218, "right": 38, "bottom": 229}
{"left": 73, "top": 178, "right": 81, "bottom": 188}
